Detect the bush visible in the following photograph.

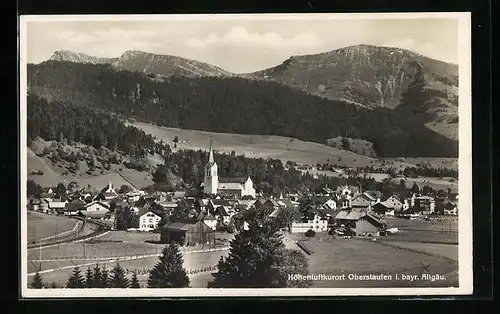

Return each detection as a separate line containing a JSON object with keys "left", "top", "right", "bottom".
{"left": 304, "top": 229, "right": 316, "bottom": 238}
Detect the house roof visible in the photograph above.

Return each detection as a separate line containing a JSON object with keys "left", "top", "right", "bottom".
{"left": 219, "top": 177, "right": 248, "bottom": 184}
{"left": 366, "top": 211, "right": 385, "bottom": 225}
{"left": 214, "top": 206, "right": 230, "bottom": 216}
{"left": 65, "top": 199, "right": 85, "bottom": 212}
{"left": 386, "top": 195, "right": 402, "bottom": 202}
{"left": 211, "top": 199, "right": 230, "bottom": 206}
{"left": 84, "top": 201, "right": 110, "bottom": 209}
{"left": 162, "top": 221, "right": 198, "bottom": 231}
{"left": 373, "top": 201, "right": 393, "bottom": 210}
{"left": 138, "top": 209, "right": 161, "bottom": 218}
{"left": 269, "top": 208, "right": 281, "bottom": 218}
{"left": 203, "top": 213, "right": 216, "bottom": 221}
{"left": 172, "top": 191, "right": 186, "bottom": 199}
{"left": 158, "top": 201, "right": 178, "bottom": 208}
{"left": 265, "top": 199, "right": 280, "bottom": 207}
{"left": 334, "top": 209, "right": 366, "bottom": 221}
{"left": 363, "top": 191, "right": 381, "bottom": 200}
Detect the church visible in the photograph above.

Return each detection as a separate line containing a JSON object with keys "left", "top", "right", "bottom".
{"left": 202, "top": 141, "right": 256, "bottom": 199}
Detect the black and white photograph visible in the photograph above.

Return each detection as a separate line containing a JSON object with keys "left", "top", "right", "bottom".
{"left": 19, "top": 13, "right": 472, "bottom": 297}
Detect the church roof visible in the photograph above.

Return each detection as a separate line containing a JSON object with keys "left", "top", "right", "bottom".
{"left": 219, "top": 177, "right": 248, "bottom": 184}
{"left": 218, "top": 182, "right": 244, "bottom": 190}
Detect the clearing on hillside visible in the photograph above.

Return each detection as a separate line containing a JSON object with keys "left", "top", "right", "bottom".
{"left": 129, "top": 122, "right": 417, "bottom": 170}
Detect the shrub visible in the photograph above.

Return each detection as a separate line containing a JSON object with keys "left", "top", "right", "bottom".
{"left": 304, "top": 229, "right": 316, "bottom": 238}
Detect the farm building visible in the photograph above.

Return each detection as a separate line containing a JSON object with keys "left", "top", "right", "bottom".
{"left": 334, "top": 209, "right": 386, "bottom": 236}
{"left": 160, "top": 220, "right": 215, "bottom": 246}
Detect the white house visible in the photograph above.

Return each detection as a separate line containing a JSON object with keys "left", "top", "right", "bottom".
{"left": 47, "top": 199, "right": 67, "bottom": 213}
{"left": 203, "top": 213, "right": 217, "bottom": 230}
{"left": 290, "top": 214, "right": 328, "bottom": 233}
{"left": 384, "top": 195, "right": 403, "bottom": 211}
{"left": 85, "top": 201, "right": 110, "bottom": 212}
{"left": 202, "top": 140, "right": 256, "bottom": 198}
{"left": 138, "top": 210, "right": 162, "bottom": 231}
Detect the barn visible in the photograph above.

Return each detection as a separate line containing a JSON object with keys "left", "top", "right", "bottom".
{"left": 334, "top": 209, "right": 386, "bottom": 236}
{"left": 160, "top": 220, "right": 215, "bottom": 246}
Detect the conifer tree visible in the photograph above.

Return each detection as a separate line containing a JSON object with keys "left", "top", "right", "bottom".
{"left": 147, "top": 244, "right": 190, "bottom": 288}
{"left": 208, "top": 206, "right": 310, "bottom": 288}
{"left": 130, "top": 271, "right": 141, "bottom": 288}
{"left": 85, "top": 267, "right": 94, "bottom": 288}
{"left": 110, "top": 263, "right": 129, "bottom": 288}
{"left": 66, "top": 267, "right": 85, "bottom": 288}
{"left": 98, "top": 265, "right": 110, "bottom": 288}
{"left": 31, "top": 271, "right": 44, "bottom": 289}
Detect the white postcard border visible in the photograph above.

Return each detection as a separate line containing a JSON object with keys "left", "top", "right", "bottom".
{"left": 19, "top": 12, "right": 473, "bottom": 298}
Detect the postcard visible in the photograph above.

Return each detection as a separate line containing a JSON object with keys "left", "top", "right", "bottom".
{"left": 19, "top": 12, "right": 472, "bottom": 297}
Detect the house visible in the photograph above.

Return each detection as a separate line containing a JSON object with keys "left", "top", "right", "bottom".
{"left": 372, "top": 201, "right": 394, "bottom": 215}
{"left": 443, "top": 201, "right": 458, "bottom": 216}
{"left": 47, "top": 199, "right": 68, "bottom": 214}
{"left": 334, "top": 209, "right": 386, "bottom": 236}
{"left": 138, "top": 209, "right": 162, "bottom": 231}
{"left": 290, "top": 213, "right": 328, "bottom": 233}
{"left": 202, "top": 140, "right": 256, "bottom": 198}
{"left": 410, "top": 194, "right": 436, "bottom": 214}
{"left": 384, "top": 195, "right": 403, "bottom": 211}
{"left": 202, "top": 213, "right": 217, "bottom": 230}
{"left": 160, "top": 220, "right": 215, "bottom": 246}
{"left": 319, "top": 185, "right": 335, "bottom": 196}
{"left": 171, "top": 191, "right": 187, "bottom": 200}
{"left": 125, "top": 190, "right": 147, "bottom": 203}
{"left": 83, "top": 201, "right": 109, "bottom": 213}
{"left": 350, "top": 192, "right": 377, "bottom": 209}
{"left": 61, "top": 199, "right": 86, "bottom": 216}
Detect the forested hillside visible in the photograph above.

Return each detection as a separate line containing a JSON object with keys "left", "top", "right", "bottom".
{"left": 27, "top": 61, "right": 457, "bottom": 157}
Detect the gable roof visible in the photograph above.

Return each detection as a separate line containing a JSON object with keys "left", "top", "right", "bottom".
{"left": 219, "top": 177, "right": 248, "bottom": 184}
{"left": 138, "top": 209, "right": 161, "bottom": 218}
{"left": 84, "top": 201, "right": 110, "bottom": 209}
{"left": 218, "top": 182, "right": 244, "bottom": 190}
{"left": 373, "top": 201, "right": 393, "bottom": 210}
{"left": 334, "top": 209, "right": 366, "bottom": 221}
{"left": 363, "top": 191, "right": 382, "bottom": 200}
{"left": 162, "top": 221, "right": 198, "bottom": 231}
{"left": 210, "top": 199, "right": 231, "bottom": 207}
{"left": 64, "top": 199, "right": 85, "bottom": 212}
{"left": 203, "top": 212, "right": 216, "bottom": 221}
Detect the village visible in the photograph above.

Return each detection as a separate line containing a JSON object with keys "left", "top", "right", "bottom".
{"left": 28, "top": 142, "right": 459, "bottom": 246}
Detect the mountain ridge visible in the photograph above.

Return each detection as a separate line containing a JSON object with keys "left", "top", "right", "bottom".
{"left": 43, "top": 44, "right": 459, "bottom": 140}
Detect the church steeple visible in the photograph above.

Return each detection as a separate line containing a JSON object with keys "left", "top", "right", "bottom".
{"left": 208, "top": 138, "right": 214, "bottom": 163}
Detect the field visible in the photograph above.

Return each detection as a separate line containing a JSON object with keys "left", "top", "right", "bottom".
{"left": 27, "top": 212, "right": 79, "bottom": 243}
{"left": 284, "top": 235, "right": 458, "bottom": 288}
{"left": 385, "top": 157, "right": 458, "bottom": 170}
{"left": 129, "top": 122, "right": 415, "bottom": 169}
{"left": 391, "top": 176, "right": 458, "bottom": 193}
{"left": 385, "top": 217, "right": 459, "bottom": 232}
{"left": 26, "top": 230, "right": 233, "bottom": 287}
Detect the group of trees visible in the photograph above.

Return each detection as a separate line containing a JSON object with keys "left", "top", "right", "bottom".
{"left": 28, "top": 60, "right": 458, "bottom": 157}
{"left": 31, "top": 263, "right": 141, "bottom": 289}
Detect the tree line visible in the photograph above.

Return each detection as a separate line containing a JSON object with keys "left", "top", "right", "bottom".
{"left": 27, "top": 61, "right": 458, "bottom": 157}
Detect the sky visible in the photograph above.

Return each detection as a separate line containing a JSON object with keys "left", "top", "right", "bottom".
{"left": 23, "top": 15, "right": 461, "bottom": 73}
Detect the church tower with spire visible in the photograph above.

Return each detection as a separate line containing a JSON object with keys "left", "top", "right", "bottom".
{"left": 203, "top": 139, "right": 218, "bottom": 195}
